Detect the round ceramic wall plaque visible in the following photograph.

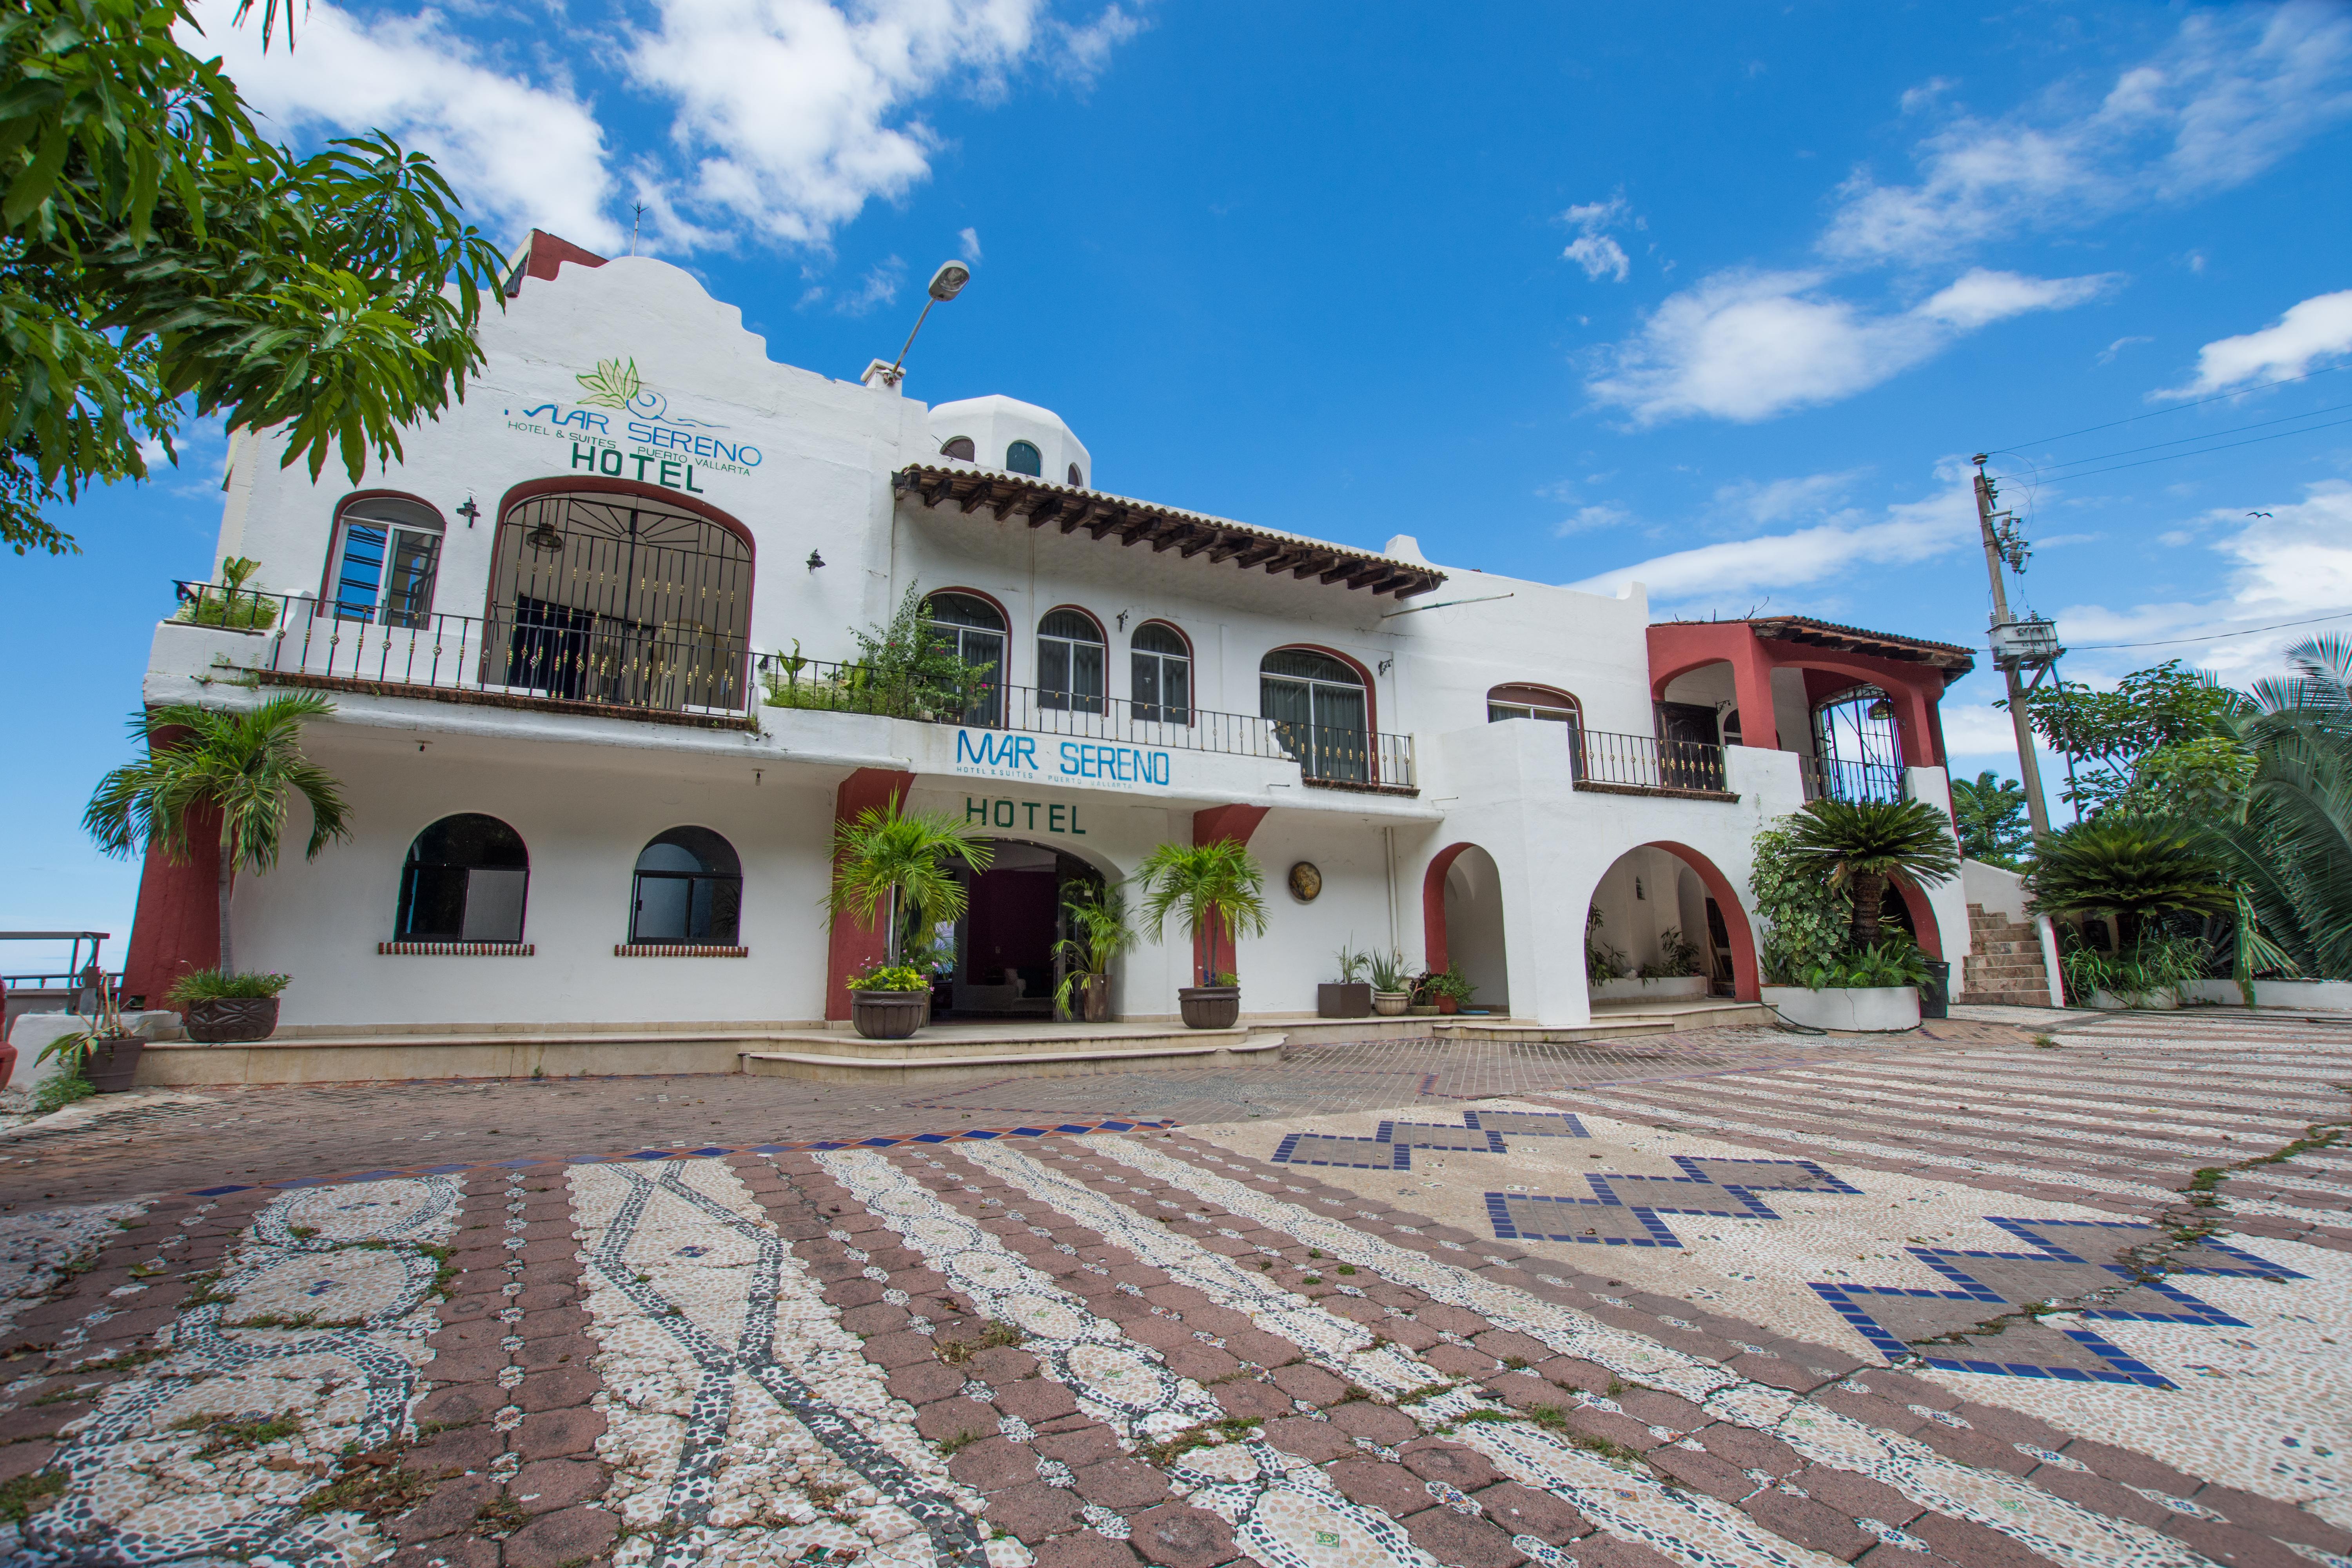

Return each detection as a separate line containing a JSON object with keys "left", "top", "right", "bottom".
{"left": 1287, "top": 861, "right": 1322, "bottom": 902}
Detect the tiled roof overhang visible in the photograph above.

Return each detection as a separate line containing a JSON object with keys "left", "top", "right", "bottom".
{"left": 1744, "top": 615, "right": 1977, "bottom": 679}
{"left": 893, "top": 466, "right": 1447, "bottom": 599}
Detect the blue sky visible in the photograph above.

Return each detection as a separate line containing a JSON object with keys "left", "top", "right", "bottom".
{"left": 6, "top": 0, "right": 2351, "bottom": 968}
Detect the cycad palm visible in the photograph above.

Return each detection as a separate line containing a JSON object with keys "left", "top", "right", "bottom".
{"left": 826, "top": 804, "right": 993, "bottom": 964}
{"left": 2025, "top": 816, "right": 2232, "bottom": 950}
{"left": 1780, "top": 797, "right": 1961, "bottom": 946}
{"left": 83, "top": 697, "right": 351, "bottom": 974}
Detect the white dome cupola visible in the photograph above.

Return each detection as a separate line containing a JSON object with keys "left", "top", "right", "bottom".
{"left": 926, "top": 395, "right": 1094, "bottom": 489}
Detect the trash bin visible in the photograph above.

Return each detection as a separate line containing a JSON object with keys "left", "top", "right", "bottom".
{"left": 1920, "top": 959, "right": 1951, "bottom": 1020}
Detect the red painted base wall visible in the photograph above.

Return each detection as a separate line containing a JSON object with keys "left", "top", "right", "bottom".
{"left": 121, "top": 809, "right": 222, "bottom": 1009}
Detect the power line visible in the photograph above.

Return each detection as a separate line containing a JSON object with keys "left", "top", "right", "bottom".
{"left": 1991, "top": 362, "right": 2348, "bottom": 451}
{"left": 2066, "top": 608, "right": 2352, "bottom": 651}
{"left": 1994, "top": 399, "right": 2352, "bottom": 477}
{"left": 1993, "top": 412, "right": 2352, "bottom": 485}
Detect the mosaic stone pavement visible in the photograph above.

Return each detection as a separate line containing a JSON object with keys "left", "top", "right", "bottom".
{"left": 0, "top": 1009, "right": 2343, "bottom": 1568}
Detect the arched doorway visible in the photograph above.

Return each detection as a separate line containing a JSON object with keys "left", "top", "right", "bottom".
{"left": 938, "top": 839, "right": 1111, "bottom": 1019}
{"left": 1584, "top": 842, "right": 1758, "bottom": 1004}
{"left": 1421, "top": 844, "right": 1508, "bottom": 1014}
{"left": 487, "top": 488, "right": 753, "bottom": 711}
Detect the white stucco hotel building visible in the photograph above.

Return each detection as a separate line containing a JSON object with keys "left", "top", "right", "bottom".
{"left": 120, "top": 232, "right": 2000, "bottom": 1060}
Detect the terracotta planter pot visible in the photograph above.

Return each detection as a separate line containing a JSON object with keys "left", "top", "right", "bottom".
{"left": 1316, "top": 982, "right": 1372, "bottom": 1019}
{"left": 1178, "top": 985, "right": 1240, "bottom": 1030}
{"left": 1371, "top": 990, "right": 1410, "bottom": 1016}
{"left": 184, "top": 997, "right": 281, "bottom": 1044}
{"left": 80, "top": 1036, "right": 145, "bottom": 1093}
{"left": 851, "top": 991, "right": 928, "bottom": 1041}
{"left": 1435, "top": 995, "right": 1459, "bottom": 1015}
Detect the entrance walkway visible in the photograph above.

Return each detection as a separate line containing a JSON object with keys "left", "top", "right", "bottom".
{"left": 0, "top": 1011, "right": 2343, "bottom": 1568}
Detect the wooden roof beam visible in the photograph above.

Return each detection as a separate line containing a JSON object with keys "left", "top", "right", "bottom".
{"left": 1149, "top": 521, "right": 1197, "bottom": 554}
{"left": 1292, "top": 552, "right": 1340, "bottom": 580}
{"left": 1116, "top": 514, "right": 1161, "bottom": 546}
{"left": 920, "top": 475, "right": 955, "bottom": 507}
{"left": 957, "top": 483, "right": 994, "bottom": 515}
{"left": 991, "top": 490, "right": 1025, "bottom": 522}
{"left": 1027, "top": 496, "right": 1065, "bottom": 530}
{"left": 1205, "top": 536, "right": 1254, "bottom": 564}
{"left": 1236, "top": 543, "right": 1286, "bottom": 569}
{"left": 1177, "top": 530, "right": 1219, "bottom": 559}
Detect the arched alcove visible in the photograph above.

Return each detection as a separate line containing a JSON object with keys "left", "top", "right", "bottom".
{"left": 1583, "top": 841, "right": 1758, "bottom": 1003}
{"left": 1421, "top": 843, "right": 1508, "bottom": 1013}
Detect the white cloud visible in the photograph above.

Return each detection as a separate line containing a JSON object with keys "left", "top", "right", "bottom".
{"left": 958, "top": 226, "right": 984, "bottom": 264}
{"left": 1056, "top": 1, "right": 1146, "bottom": 81}
{"left": 2159, "top": 288, "right": 2352, "bottom": 396}
{"left": 1553, "top": 504, "right": 1632, "bottom": 537}
{"left": 1561, "top": 196, "right": 1634, "bottom": 283}
{"left": 1711, "top": 468, "right": 1867, "bottom": 526}
{"left": 798, "top": 256, "right": 904, "bottom": 315}
{"left": 1586, "top": 267, "right": 2114, "bottom": 425}
{"left": 1565, "top": 483, "right": 1974, "bottom": 601}
{"left": 2097, "top": 334, "right": 2152, "bottom": 364}
{"left": 1564, "top": 234, "right": 1630, "bottom": 283}
{"left": 190, "top": 0, "right": 623, "bottom": 249}
{"left": 1824, "top": 3, "right": 2352, "bottom": 264}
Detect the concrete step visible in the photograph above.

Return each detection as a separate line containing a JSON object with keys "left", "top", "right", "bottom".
{"left": 741, "top": 1030, "right": 1286, "bottom": 1082}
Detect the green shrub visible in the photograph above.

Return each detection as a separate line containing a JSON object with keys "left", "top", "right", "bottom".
{"left": 165, "top": 969, "right": 292, "bottom": 1004}
{"left": 2059, "top": 930, "right": 2211, "bottom": 1005}
{"left": 1749, "top": 823, "right": 1853, "bottom": 984}
{"left": 174, "top": 593, "right": 278, "bottom": 631}
{"left": 1796, "top": 937, "right": 1930, "bottom": 990}
{"left": 1637, "top": 927, "right": 1704, "bottom": 979}
{"left": 849, "top": 964, "right": 928, "bottom": 993}
{"left": 31, "top": 1073, "right": 96, "bottom": 1115}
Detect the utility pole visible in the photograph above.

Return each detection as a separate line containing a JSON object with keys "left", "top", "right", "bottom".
{"left": 1972, "top": 456, "right": 2055, "bottom": 840}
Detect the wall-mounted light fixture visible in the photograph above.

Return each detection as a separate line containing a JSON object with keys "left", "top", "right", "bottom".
{"left": 1116, "top": 610, "right": 1129, "bottom": 632}
{"left": 1377, "top": 657, "right": 1394, "bottom": 675}
{"left": 455, "top": 497, "right": 481, "bottom": 529}
{"left": 806, "top": 549, "right": 826, "bottom": 571}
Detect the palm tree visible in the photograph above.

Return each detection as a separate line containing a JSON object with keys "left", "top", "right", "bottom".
{"left": 1949, "top": 769, "right": 2031, "bottom": 867}
{"left": 826, "top": 802, "right": 993, "bottom": 965}
{"left": 84, "top": 697, "right": 351, "bottom": 975}
{"left": 2025, "top": 816, "right": 2231, "bottom": 951}
{"left": 1133, "top": 839, "right": 1269, "bottom": 987}
{"left": 1779, "top": 797, "right": 1961, "bottom": 946}
{"left": 2209, "top": 634, "right": 2352, "bottom": 978}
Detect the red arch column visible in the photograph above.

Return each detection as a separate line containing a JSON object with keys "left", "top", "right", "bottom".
{"left": 1641, "top": 841, "right": 1760, "bottom": 1002}
{"left": 121, "top": 805, "right": 222, "bottom": 1010}
{"left": 1421, "top": 843, "right": 1474, "bottom": 974}
{"left": 824, "top": 768, "right": 915, "bottom": 1021}
{"left": 1886, "top": 872, "right": 1944, "bottom": 959}
{"left": 1187, "top": 804, "right": 1268, "bottom": 984}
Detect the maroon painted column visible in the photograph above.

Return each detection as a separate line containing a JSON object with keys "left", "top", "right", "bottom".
{"left": 824, "top": 768, "right": 915, "bottom": 1022}
{"left": 1187, "top": 804, "right": 1268, "bottom": 985}
{"left": 120, "top": 801, "right": 222, "bottom": 1010}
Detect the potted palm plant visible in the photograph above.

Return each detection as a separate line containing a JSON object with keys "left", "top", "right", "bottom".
{"left": 1367, "top": 950, "right": 1413, "bottom": 1016}
{"left": 1423, "top": 965, "right": 1474, "bottom": 1014}
{"left": 84, "top": 695, "right": 351, "bottom": 982}
{"left": 166, "top": 969, "right": 292, "bottom": 1042}
{"left": 1054, "top": 881, "right": 1134, "bottom": 1023}
{"left": 827, "top": 801, "right": 992, "bottom": 1040}
{"left": 1758, "top": 799, "right": 1960, "bottom": 1030}
{"left": 1134, "top": 839, "right": 1269, "bottom": 1029}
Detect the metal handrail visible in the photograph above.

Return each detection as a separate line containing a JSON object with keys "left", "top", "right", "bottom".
{"left": 1802, "top": 756, "right": 1909, "bottom": 804}
{"left": 1575, "top": 728, "right": 1730, "bottom": 793}
{"left": 757, "top": 652, "right": 1417, "bottom": 789}
{"left": 173, "top": 582, "right": 757, "bottom": 718}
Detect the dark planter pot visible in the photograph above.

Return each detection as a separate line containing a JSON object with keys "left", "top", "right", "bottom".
{"left": 851, "top": 991, "right": 927, "bottom": 1041}
{"left": 80, "top": 1036, "right": 145, "bottom": 1093}
{"left": 184, "top": 996, "right": 281, "bottom": 1044}
{"left": 1071, "top": 973, "right": 1111, "bottom": 1024}
{"left": 1316, "top": 982, "right": 1372, "bottom": 1020}
{"left": 1178, "top": 985, "right": 1240, "bottom": 1030}
{"left": 1435, "top": 995, "right": 1460, "bottom": 1015}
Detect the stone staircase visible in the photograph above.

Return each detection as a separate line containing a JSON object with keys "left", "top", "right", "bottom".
{"left": 1959, "top": 902, "right": 2054, "bottom": 1005}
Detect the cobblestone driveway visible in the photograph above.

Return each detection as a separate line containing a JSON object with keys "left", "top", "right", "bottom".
{"left": 0, "top": 1009, "right": 2342, "bottom": 1568}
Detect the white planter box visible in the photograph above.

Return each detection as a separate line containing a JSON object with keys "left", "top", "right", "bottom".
{"left": 1761, "top": 985, "right": 1920, "bottom": 1032}
{"left": 2180, "top": 978, "right": 2352, "bottom": 1011}
{"left": 1591, "top": 976, "right": 1711, "bottom": 1002}
{"left": 2088, "top": 989, "right": 2180, "bottom": 1011}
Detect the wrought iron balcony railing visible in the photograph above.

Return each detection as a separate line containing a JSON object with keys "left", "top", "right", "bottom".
{"left": 1573, "top": 728, "right": 1731, "bottom": 794}
{"left": 1801, "top": 756, "right": 1909, "bottom": 804}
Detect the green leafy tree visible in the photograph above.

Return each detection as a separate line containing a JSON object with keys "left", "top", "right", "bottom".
{"left": 1950, "top": 770, "right": 2031, "bottom": 867}
{"left": 83, "top": 695, "right": 351, "bottom": 974}
{"left": 2006, "top": 659, "right": 2246, "bottom": 816}
{"left": 0, "top": 0, "right": 506, "bottom": 555}
{"left": 1133, "top": 839, "right": 1269, "bottom": 987}
{"left": 1777, "top": 798, "right": 1961, "bottom": 947}
{"left": 2025, "top": 816, "right": 2231, "bottom": 953}
{"left": 826, "top": 802, "right": 992, "bottom": 965}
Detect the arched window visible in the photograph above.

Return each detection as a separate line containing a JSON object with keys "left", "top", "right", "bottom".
{"left": 1038, "top": 608, "right": 1106, "bottom": 715}
{"left": 1487, "top": 683, "right": 1581, "bottom": 729}
{"left": 924, "top": 591, "right": 1007, "bottom": 726}
{"left": 1005, "top": 440, "right": 1043, "bottom": 476}
{"left": 397, "top": 814, "right": 528, "bottom": 943}
{"left": 940, "top": 436, "right": 976, "bottom": 461}
{"left": 1261, "top": 649, "right": 1368, "bottom": 783}
{"left": 630, "top": 827, "right": 742, "bottom": 945}
{"left": 1067, "top": 462, "right": 1085, "bottom": 488}
{"left": 330, "top": 496, "right": 443, "bottom": 627}
{"left": 1131, "top": 622, "right": 1192, "bottom": 724}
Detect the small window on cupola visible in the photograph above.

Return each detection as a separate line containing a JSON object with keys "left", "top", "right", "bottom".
{"left": 1005, "top": 440, "right": 1042, "bottom": 475}
{"left": 940, "top": 436, "right": 976, "bottom": 461}
{"left": 1067, "top": 463, "right": 1085, "bottom": 488}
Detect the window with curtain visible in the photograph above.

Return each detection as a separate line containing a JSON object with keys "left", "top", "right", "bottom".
{"left": 1037, "top": 608, "right": 1105, "bottom": 714}
{"left": 1005, "top": 440, "right": 1043, "bottom": 475}
{"left": 1260, "top": 648, "right": 1368, "bottom": 782}
{"left": 630, "top": 826, "right": 743, "bottom": 945}
{"left": 924, "top": 592, "right": 1007, "bottom": 726}
{"left": 1131, "top": 622, "right": 1191, "bottom": 724}
{"left": 396, "top": 814, "right": 529, "bottom": 943}
{"left": 330, "top": 497, "right": 443, "bottom": 628}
